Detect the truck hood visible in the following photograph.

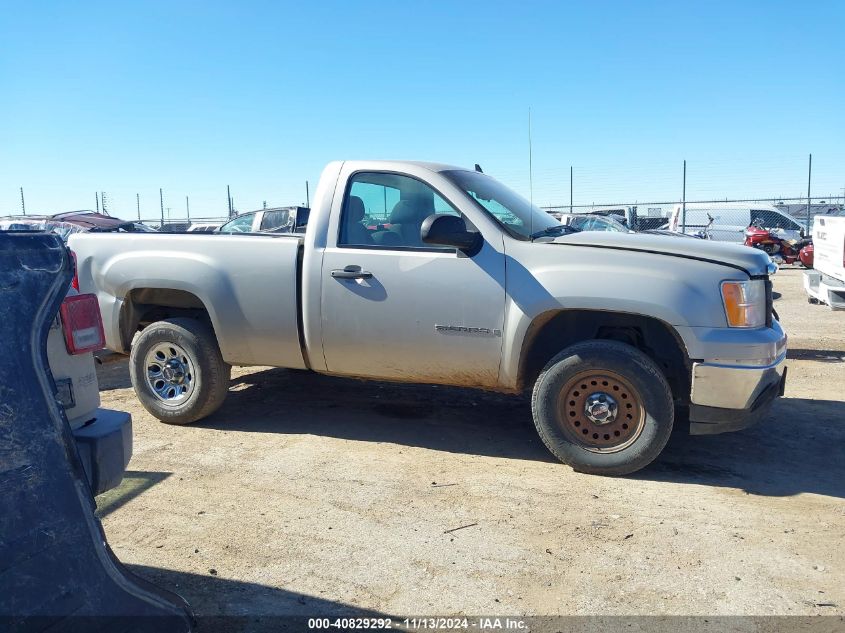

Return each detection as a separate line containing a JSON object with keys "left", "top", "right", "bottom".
{"left": 550, "top": 231, "right": 772, "bottom": 276}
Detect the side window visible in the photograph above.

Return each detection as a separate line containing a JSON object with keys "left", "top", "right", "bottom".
{"left": 775, "top": 214, "right": 802, "bottom": 231}
{"left": 751, "top": 210, "right": 784, "bottom": 229}
{"left": 260, "top": 209, "right": 291, "bottom": 232}
{"left": 582, "top": 217, "right": 599, "bottom": 231}
{"left": 570, "top": 217, "right": 588, "bottom": 231}
{"left": 598, "top": 218, "right": 617, "bottom": 232}
{"left": 339, "top": 172, "right": 460, "bottom": 248}
{"left": 220, "top": 213, "right": 255, "bottom": 233}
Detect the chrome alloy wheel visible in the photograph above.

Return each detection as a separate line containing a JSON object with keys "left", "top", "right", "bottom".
{"left": 144, "top": 342, "right": 195, "bottom": 405}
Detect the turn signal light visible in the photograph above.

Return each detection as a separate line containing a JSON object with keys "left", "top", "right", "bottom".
{"left": 721, "top": 280, "right": 766, "bottom": 328}
{"left": 60, "top": 293, "right": 105, "bottom": 354}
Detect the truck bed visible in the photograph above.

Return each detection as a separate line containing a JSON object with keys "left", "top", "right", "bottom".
{"left": 70, "top": 232, "right": 307, "bottom": 368}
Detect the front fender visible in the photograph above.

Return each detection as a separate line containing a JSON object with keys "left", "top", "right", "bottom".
{"left": 498, "top": 242, "right": 742, "bottom": 389}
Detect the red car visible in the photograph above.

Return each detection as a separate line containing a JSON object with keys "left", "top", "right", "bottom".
{"left": 799, "top": 242, "right": 814, "bottom": 268}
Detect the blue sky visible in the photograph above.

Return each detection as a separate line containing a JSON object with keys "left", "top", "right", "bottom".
{"left": 1, "top": 1, "right": 843, "bottom": 219}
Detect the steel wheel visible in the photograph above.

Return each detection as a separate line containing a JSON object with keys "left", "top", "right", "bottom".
{"left": 556, "top": 369, "right": 646, "bottom": 453}
{"left": 144, "top": 342, "right": 195, "bottom": 405}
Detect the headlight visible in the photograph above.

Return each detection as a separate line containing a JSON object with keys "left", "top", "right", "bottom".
{"left": 721, "top": 280, "right": 766, "bottom": 328}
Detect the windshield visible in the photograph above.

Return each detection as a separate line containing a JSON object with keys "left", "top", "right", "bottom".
{"left": 442, "top": 170, "right": 560, "bottom": 240}
{"left": 219, "top": 213, "right": 255, "bottom": 233}
{"left": 573, "top": 215, "right": 628, "bottom": 232}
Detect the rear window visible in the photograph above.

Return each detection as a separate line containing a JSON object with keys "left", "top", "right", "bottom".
{"left": 260, "top": 209, "right": 291, "bottom": 231}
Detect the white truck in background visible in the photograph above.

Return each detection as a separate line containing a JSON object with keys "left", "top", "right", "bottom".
{"left": 804, "top": 215, "right": 845, "bottom": 309}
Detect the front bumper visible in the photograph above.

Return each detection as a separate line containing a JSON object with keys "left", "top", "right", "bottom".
{"left": 689, "top": 367, "right": 786, "bottom": 434}
{"left": 688, "top": 350, "right": 787, "bottom": 435}
{"left": 72, "top": 408, "right": 133, "bottom": 495}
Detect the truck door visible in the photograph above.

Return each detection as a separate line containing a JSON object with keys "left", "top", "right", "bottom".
{"left": 319, "top": 171, "right": 507, "bottom": 388}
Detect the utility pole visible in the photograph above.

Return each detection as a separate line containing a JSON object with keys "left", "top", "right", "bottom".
{"left": 96, "top": 192, "right": 100, "bottom": 213}
{"left": 528, "top": 107, "right": 534, "bottom": 210}
{"left": 159, "top": 188, "right": 165, "bottom": 228}
{"left": 227, "top": 185, "right": 232, "bottom": 218}
{"left": 186, "top": 196, "right": 190, "bottom": 221}
{"left": 101, "top": 192, "right": 108, "bottom": 215}
{"left": 569, "top": 166, "right": 573, "bottom": 214}
{"left": 681, "top": 159, "right": 687, "bottom": 233}
{"left": 136, "top": 193, "right": 140, "bottom": 220}
{"left": 306, "top": 181, "right": 310, "bottom": 207}
{"left": 20, "top": 187, "right": 25, "bottom": 215}
{"left": 806, "top": 154, "right": 812, "bottom": 234}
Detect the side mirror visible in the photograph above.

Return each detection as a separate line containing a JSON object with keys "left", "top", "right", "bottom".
{"left": 420, "top": 214, "right": 480, "bottom": 252}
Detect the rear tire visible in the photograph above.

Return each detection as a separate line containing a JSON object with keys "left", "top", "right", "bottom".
{"left": 531, "top": 340, "right": 673, "bottom": 476}
{"left": 129, "top": 318, "right": 231, "bottom": 425}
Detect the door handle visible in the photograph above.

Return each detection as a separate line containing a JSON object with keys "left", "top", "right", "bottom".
{"left": 331, "top": 265, "right": 373, "bottom": 280}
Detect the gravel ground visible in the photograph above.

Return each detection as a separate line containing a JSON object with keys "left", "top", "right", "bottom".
{"left": 96, "top": 267, "right": 845, "bottom": 624}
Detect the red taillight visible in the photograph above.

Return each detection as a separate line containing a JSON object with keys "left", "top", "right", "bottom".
{"left": 70, "top": 250, "right": 79, "bottom": 291}
{"left": 60, "top": 293, "right": 105, "bottom": 354}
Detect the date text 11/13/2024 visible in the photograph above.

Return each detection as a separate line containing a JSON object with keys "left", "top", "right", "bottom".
{"left": 307, "top": 617, "right": 528, "bottom": 630}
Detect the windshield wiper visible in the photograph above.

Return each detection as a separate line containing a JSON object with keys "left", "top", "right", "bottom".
{"left": 530, "top": 224, "right": 580, "bottom": 240}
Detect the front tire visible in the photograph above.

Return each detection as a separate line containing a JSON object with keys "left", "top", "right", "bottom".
{"left": 129, "top": 318, "right": 231, "bottom": 425}
{"left": 531, "top": 340, "right": 673, "bottom": 476}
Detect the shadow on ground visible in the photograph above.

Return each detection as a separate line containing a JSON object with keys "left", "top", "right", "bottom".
{"left": 96, "top": 470, "right": 172, "bottom": 518}
{"left": 96, "top": 354, "right": 133, "bottom": 390}
{"left": 100, "top": 360, "right": 845, "bottom": 499}
{"left": 204, "top": 367, "right": 551, "bottom": 463}
{"left": 787, "top": 348, "right": 845, "bottom": 362}
{"left": 199, "top": 368, "right": 845, "bottom": 499}
{"left": 129, "top": 565, "right": 391, "bottom": 632}
{"left": 641, "top": 397, "right": 845, "bottom": 498}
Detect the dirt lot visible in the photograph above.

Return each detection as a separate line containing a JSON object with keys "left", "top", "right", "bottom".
{"left": 96, "top": 267, "right": 845, "bottom": 623}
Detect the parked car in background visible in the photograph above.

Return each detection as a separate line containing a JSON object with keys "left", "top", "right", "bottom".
{"left": 50, "top": 210, "right": 156, "bottom": 233}
{"left": 49, "top": 286, "right": 133, "bottom": 495}
{"left": 562, "top": 214, "right": 632, "bottom": 233}
{"left": 72, "top": 159, "right": 786, "bottom": 476}
{"left": 0, "top": 226, "right": 135, "bottom": 495}
{"left": 159, "top": 222, "right": 191, "bottom": 232}
{"left": 187, "top": 222, "right": 224, "bottom": 233}
{"left": 217, "top": 206, "right": 310, "bottom": 234}
{"left": 1, "top": 215, "right": 51, "bottom": 231}
{"left": 573, "top": 206, "right": 637, "bottom": 228}
{"left": 0, "top": 211, "right": 155, "bottom": 241}
{"left": 668, "top": 203, "right": 804, "bottom": 243}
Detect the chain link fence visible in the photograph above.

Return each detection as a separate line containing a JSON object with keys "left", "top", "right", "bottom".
{"left": 541, "top": 196, "right": 844, "bottom": 241}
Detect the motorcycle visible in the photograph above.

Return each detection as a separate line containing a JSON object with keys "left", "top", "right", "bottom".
{"left": 744, "top": 219, "right": 812, "bottom": 265}
{"left": 693, "top": 214, "right": 715, "bottom": 239}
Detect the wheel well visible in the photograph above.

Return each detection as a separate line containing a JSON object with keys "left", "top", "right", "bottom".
{"left": 119, "top": 288, "right": 215, "bottom": 352}
{"left": 518, "top": 310, "right": 691, "bottom": 402}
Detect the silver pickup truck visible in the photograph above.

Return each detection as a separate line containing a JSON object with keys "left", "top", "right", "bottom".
{"left": 70, "top": 161, "right": 787, "bottom": 475}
